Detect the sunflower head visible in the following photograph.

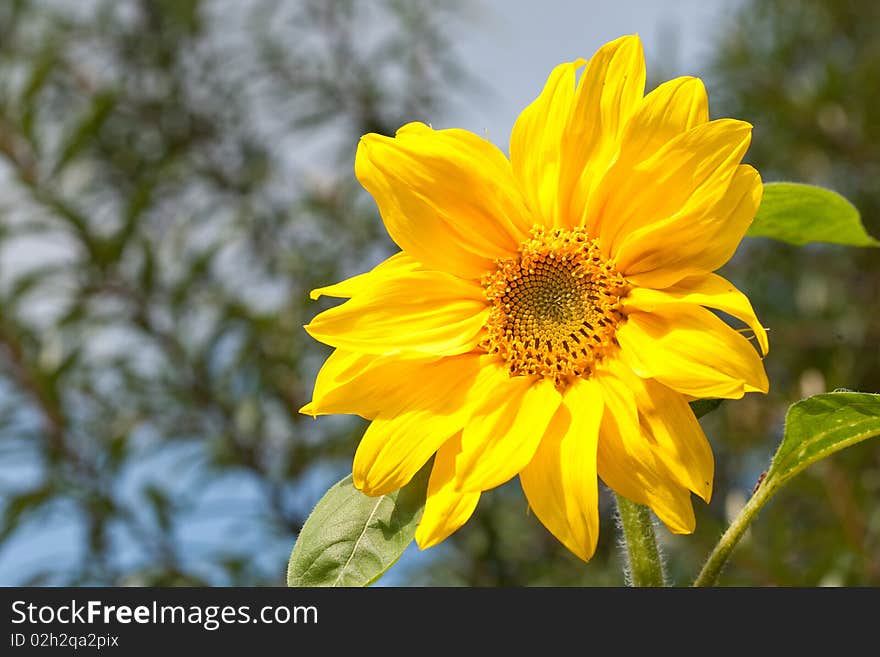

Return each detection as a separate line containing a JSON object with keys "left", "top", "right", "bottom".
{"left": 302, "top": 34, "right": 769, "bottom": 562}
{"left": 481, "top": 225, "right": 628, "bottom": 386}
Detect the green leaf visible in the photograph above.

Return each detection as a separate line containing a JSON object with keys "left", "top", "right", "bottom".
{"left": 764, "top": 391, "right": 880, "bottom": 488}
{"left": 287, "top": 464, "right": 430, "bottom": 587}
{"left": 689, "top": 398, "right": 723, "bottom": 419}
{"left": 747, "top": 182, "right": 878, "bottom": 246}
{"left": 694, "top": 391, "right": 880, "bottom": 586}
{"left": 0, "top": 485, "right": 55, "bottom": 541}
{"left": 20, "top": 47, "right": 58, "bottom": 145}
{"left": 21, "top": 49, "right": 57, "bottom": 106}
{"left": 53, "top": 90, "right": 117, "bottom": 176}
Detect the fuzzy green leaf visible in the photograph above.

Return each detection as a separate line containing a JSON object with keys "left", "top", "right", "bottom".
{"left": 287, "top": 465, "right": 429, "bottom": 587}
{"left": 764, "top": 391, "right": 880, "bottom": 488}
{"left": 694, "top": 391, "right": 880, "bottom": 586}
{"left": 747, "top": 182, "right": 877, "bottom": 246}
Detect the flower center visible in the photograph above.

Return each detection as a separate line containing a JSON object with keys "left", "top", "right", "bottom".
{"left": 481, "top": 226, "right": 629, "bottom": 387}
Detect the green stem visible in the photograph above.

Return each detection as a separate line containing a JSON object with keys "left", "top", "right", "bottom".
{"left": 615, "top": 494, "right": 665, "bottom": 587}
{"left": 692, "top": 480, "right": 774, "bottom": 587}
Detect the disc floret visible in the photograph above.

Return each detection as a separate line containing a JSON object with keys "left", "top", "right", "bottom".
{"left": 481, "top": 226, "right": 629, "bottom": 387}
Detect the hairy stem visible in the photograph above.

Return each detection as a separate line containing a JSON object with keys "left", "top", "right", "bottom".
{"left": 615, "top": 494, "right": 665, "bottom": 587}
{"left": 693, "top": 479, "right": 775, "bottom": 587}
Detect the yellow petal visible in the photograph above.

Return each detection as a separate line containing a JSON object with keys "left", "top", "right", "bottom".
{"left": 617, "top": 165, "right": 763, "bottom": 288}
{"left": 455, "top": 374, "right": 561, "bottom": 492}
{"left": 623, "top": 272, "right": 769, "bottom": 356}
{"left": 606, "top": 360, "right": 714, "bottom": 502}
{"left": 519, "top": 377, "right": 603, "bottom": 562}
{"left": 352, "top": 354, "right": 487, "bottom": 496}
{"left": 356, "top": 122, "right": 532, "bottom": 280}
{"left": 511, "top": 35, "right": 646, "bottom": 230}
{"left": 618, "top": 76, "right": 708, "bottom": 163}
{"left": 617, "top": 302, "right": 769, "bottom": 399}
{"left": 415, "top": 433, "right": 480, "bottom": 549}
{"left": 305, "top": 267, "right": 488, "bottom": 356}
{"left": 565, "top": 35, "right": 646, "bottom": 229}
{"left": 309, "top": 251, "right": 422, "bottom": 301}
{"left": 591, "top": 119, "right": 753, "bottom": 267}
{"left": 595, "top": 369, "right": 696, "bottom": 534}
{"left": 509, "top": 59, "right": 581, "bottom": 227}
{"left": 300, "top": 348, "right": 442, "bottom": 420}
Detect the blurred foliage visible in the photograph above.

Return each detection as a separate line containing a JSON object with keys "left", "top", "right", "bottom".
{"left": 0, "top": 0, "right": 467, "bottom": 585}
{"left": 0, "top": 0, "right": 877, "bottom": 587}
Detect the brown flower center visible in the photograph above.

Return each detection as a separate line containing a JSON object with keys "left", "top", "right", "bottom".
{"left": 481, "top": 226, "right": 629, "bottom": 387}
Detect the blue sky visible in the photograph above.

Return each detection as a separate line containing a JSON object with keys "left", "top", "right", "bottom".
{"left": 445, "top": 0, "right": 743, "bottom": 140}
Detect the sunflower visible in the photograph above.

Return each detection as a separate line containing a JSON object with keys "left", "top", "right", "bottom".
{"left": 300, "top": 34, "right": 768, "bottom": 562}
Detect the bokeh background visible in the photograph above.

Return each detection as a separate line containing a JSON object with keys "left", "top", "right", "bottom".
{"left": 0, "top": 0, "right": 877, "bottom": 586}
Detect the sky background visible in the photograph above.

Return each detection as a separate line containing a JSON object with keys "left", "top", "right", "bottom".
{"left": 445, "top": 0, "right": 743, "bottom": 139}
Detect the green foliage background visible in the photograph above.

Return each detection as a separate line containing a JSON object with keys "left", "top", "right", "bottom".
{"left": 0, "top": 0, "right": 877, "bottom": 585}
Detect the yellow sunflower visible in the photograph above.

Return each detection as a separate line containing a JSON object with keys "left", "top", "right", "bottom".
{"left": 300, "top": 34, "right": 769, "bottom": 562}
